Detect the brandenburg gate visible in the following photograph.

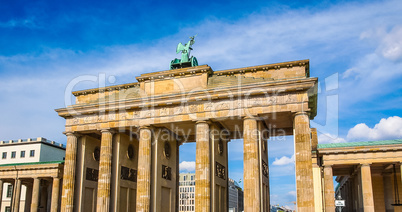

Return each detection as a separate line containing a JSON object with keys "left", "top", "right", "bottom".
{"left": 56, "top": 56, "right": 318, "bottom": 211}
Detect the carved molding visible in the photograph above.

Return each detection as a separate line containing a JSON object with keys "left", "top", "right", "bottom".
{"left": 65, "top": 92, "right": 303, "bottom": 127}
{"left": 162, "top": 165, "right": 172, "bottom": 180}
{"left": 215, "top": 162, "right": 226, "bottom": 180}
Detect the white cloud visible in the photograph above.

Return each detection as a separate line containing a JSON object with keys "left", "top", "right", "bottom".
{"left": 341, "top": 24, "right": 402, "bottom": 105}
{"left": 272, "top": 155, "right": 294, "bottom": 166}
{"left": 318, "top": 133, "right": 346, "bottom": 144}
{"left": 179, "top": 161, "right": 195, "bottom": 173}
{"left": 347, "top": 116, "right": 402, "bottom": 141}
{"left": 377, "top": 26, "right": 402, "bottom": 61}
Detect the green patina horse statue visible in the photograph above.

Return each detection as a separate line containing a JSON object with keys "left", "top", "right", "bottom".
{"left": 170, "top": 35, "right": 198, "bottom": 69}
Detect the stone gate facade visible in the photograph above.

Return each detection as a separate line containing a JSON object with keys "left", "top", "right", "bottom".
{"left": 56, "top": 59, "right": 318, "bottom": 212}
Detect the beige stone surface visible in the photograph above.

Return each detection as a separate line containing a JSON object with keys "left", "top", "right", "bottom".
{"left": 293, "top": 112, "right": 315, "bottom": 211}
{"left": 312, "top": 165, "right": 322, "bottom": 212}
{"left": 12, "top": 179, "right": 22, "bottom": 212}
{"left": 195, "top": 121, "right": 211, "bottom": 212}
{"left": 111, "top": 133, "right": 138, "bottom": 212}
{"left": 323, "top": 166, "right": 335, "bottom": 212}
{"left": 210, "top": 124, "right": 228, "bottom": 212}
{"left": 372, "top": 174, "right": 385, "bottom": 211}
{"left": 74, "top": 135, "right": 100, "bottom": 212}
{"left": 151, "top": 128, "right": 178, "bottom": 212}
{"left": 319, "top": 142, "right": 402, "bottom": 212}
{"left": 258, "top": 121, "right": 270, "bottom": 212}
{"left": 96, "top": 129, "right": 114, "bottom": 212}
{"left": 61, "top": 132, "right": 78, "bottom": 212}
{"left": 136, "top": 127, "right": 152, "bottom": 212}
{"left": 55, "top": 60, "right": 318, "bottom": 211}
{"left": 31, "top": 178, "right": 40, "bottom": 212}
{"left": 361, "top": 164, "right": 375, "bottom": 212}
{"left": 243, "top": 117, "right": 260, "bottom": 212}
{"left": 51, "top": 177, "right": 61, "bottom": 212}
{"left": 311, "top": 128, "right": 322, "bottom": 212}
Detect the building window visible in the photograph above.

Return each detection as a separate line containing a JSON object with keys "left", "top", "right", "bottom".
{"left": 6, "top": 184, "right": 13, "bottom": 197}
{"left": 20, "top": 151, "right": 25, "bottom": 158}
{"left": 5, "top": 207, "right": 11, "bottom": 212}
{"left": 30, "top": 150, "right": 35, "bottom": 157}
{"left": 11, "top": 151, "right": 16, "bottom": 158}
{"left": 2, "top": 152, "right": 6, "bottom": 159}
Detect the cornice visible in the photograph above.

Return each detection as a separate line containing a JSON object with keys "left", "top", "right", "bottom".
{"left": 318, "top": 144, "right": 402, "bottom": 155}
{"left": 70, "top": 59, "right": 309, "bottom": 97}
{"left": 72, "top": 82, "right": 139, "bottom": 97}
{"left": 136, "top": 65, "right": 212, "bottom": 82}
{"left": 55, "top": 77, "right": 317, "bottom": 117}
{"left": 214, "top": 59, "right": 309, "bottom": 76}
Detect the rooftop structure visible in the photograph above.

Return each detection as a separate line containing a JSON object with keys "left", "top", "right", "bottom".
{"left": 0, "top": 137, "right": 65, "bottom": 211}
{"left": 313, "top": 137, "right": 402, "bottom": 211}
{"left": 0, "top": 137, "right": 65, "bottom": 165}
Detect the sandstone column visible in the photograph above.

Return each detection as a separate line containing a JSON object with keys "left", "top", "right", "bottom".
{"left": 361, "top": 164, "right": 375, "bottom": 212}
{"left": 383, "top": 173, "right": 393, "bottom": 212}
{"left": 24, "top": 183, "right": 32, "bottom": 212}
{"left": 136, "top": 126, "right": 152, "bottom": 212}
{"left": 12, "top": 179, "right": 22, "bottom": 212}
{"left": 51, "top": 177, "right": 60, "bottom": 212}
{"left": 31, "top": 177, "right": 41, "bottom": 212}
{"left": 0, "top": 179, "right": 3, "bottom": 209}
{"left": 311, "top": 128, "right": 323, "bottom": 212}
{"left": 323, "top": 165, "right": 335, "bottom": 212}
{"left": 293, "top": 112, "right": 315, "bottom": 211}
{"left": 60, "top": 132, "right": 79, "bottom": 212}
{"left": 195, "top": 120, "right": 211, "bottom": 212}
{"left": 243, "top": 117, "right": 260, "bottom": 212}
{"left": 97, "top": 129, "right": 114, "bottom": 212}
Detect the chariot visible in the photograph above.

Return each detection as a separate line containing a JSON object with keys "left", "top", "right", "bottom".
{"left": 170, "top": 35, "right": 198, "bottom": 69}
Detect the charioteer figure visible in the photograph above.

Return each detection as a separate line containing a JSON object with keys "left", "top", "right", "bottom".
{"left": 170, "top": 35, "right": 198, "bottom": 69}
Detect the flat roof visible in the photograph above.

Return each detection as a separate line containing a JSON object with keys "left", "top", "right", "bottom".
{"left": 0, "top": 137, "right": 66, "bottom": 149}
{"left": 318, "top": 139, "right": 402, "bottom": 149}
{"left": 0, "top": 160, "right": 64, "bottom": 167}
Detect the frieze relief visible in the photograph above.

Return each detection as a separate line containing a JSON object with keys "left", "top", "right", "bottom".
{"left": 162, "top": 165, "right": 172, "bottom": 180}
{"left": 120, "top": 166, "right": 137, "bottom": 182}
{"left": 215, "top": 162, "right": 226, "bottom": 180}
{"left": 86, "top": 168, "right": 99, "bottom": 182}
{"left": 262, "top": 160, "right": 269, "bottom": 178}
{"left": 66, "top": 92, "right": 301, "bottom": 126}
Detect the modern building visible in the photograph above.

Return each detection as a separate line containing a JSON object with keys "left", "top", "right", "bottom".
{"left": 228, "top": 178, "right": 243, "bottom": 212}
{"left": 270, "top": 205, "right": 293, "bottom": 212}
{"left": 179, "top": 173, "right": 244, "bottom": 212}
{"left": 179, "top": 173, "right": 195, "bottom": 212}
{"left": 0, "top": 137, "right": 65, "bottom": 212}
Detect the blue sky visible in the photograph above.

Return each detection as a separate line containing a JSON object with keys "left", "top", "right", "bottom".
{"left": 1, "top": 0, "right": 402, "bottom": 209}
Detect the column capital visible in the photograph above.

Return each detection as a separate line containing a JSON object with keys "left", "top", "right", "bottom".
{"left": 139, "top": 125, "right": 151, "bottom": 130}
{"left": 243, "top": 116, "right": 257, "bottom": 120}
{"left": 195, "top": 119, "right": 210, "bottom": 124}
{"left": 292, "top": 111, "right": 310, "bottom": 118}
{"left": 361, "top": 163, "right": 371, "bottom": 167}
{"left": 100, "top": 128, "right": 116, "bottom": 134}
{"left": 63, "top": 131, "right": 81, "bottom": 137}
